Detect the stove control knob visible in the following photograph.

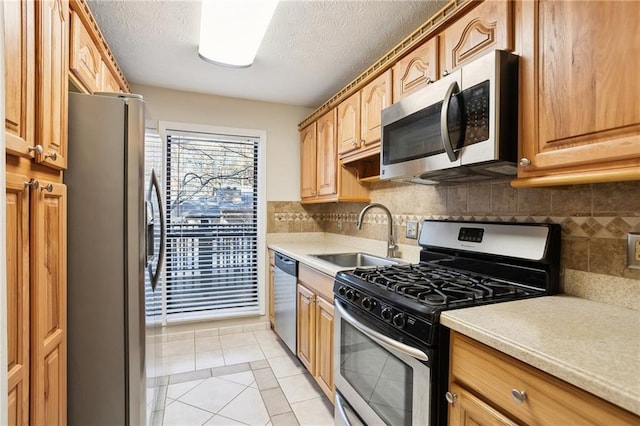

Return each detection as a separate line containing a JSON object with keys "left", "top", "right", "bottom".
{"left": 393, "top": 313, "right": 407, "bottom": 328}
{"left": 361, "top": 297, "right": 376, "bottom": 311}
{"left": 381, "top": 307, "right": 393, "bottom": 322}
{"left": 338, "top": 286, "right": 347, "bottom": 296}
{"left": 346, "top": 289, "right": 358, "bottom": 301}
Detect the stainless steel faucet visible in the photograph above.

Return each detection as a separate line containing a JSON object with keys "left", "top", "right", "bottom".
{"left": 356, "top": 203, "right": 397, "bottom": 258}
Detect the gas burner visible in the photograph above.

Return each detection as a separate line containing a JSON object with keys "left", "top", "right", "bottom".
{"left": 353, "top": 262, "right": 538, "bottom": 307}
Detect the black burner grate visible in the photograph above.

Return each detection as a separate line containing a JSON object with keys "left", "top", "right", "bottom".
{"left": 351, "top": 263, "right": 535, "bottom": 307}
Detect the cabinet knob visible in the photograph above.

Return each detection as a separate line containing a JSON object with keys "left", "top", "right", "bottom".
{"left": 519, "top": 157, "right": 531, "bottom": 167}
{"left": 24, "top": 179, "right": 39, "bottom": 190}
{"left": 445, "top": 391, "right": 457, "bottom": 404}
{"left": 510, "top": 388, "right": 527, "bottom": 404}
{"left": 41, "top": 183, "right": 54, "bottom": 193}
{"left": 44, "top": 151, "right": 57, "bottom": 161}
{"left": 28, "top": 144, "right": 43, "bottom": 155}
{"left": 425, "top": 77, "right": 434, "bottom": 85}
{"left": 352, "top": 140, "right": 357, "bottom": 146}
{"left": 442, "top": 69, "right": 450, "bottom": 77}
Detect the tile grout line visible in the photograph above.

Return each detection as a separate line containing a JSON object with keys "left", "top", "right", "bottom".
{"left": 155, "top": 330, "right": 330, "bottom": 425}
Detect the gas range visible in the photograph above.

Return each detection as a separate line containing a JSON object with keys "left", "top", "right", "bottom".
{"left": 333, "top": 219, "right": 561, "bottom": 426}
{"left": 333, "top": 220, "right": 560, "bottom": 426}
{"left": 334, "top": 219, "right": 561, "bottom": 347}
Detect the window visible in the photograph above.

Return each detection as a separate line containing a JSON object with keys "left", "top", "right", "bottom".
{"left": 146, "top": 123, "right": 265, "bottom": 323}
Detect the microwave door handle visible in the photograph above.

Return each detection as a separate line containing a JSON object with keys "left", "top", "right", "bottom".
{"left": 441, "top": 80, "right": 460, "bottom": 162}
{"left": 335, "top": 299, "right": 429, "bottom": 362}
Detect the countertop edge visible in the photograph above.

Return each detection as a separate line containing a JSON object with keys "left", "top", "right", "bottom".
{"left": 441, "top": 298, "right": 640, "bottom": 417}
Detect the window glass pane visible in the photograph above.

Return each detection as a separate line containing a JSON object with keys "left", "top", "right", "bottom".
{"left": 163, "top": 131, "right": 260, "bottom": 321}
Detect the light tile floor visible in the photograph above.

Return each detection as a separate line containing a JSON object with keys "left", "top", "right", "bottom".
{"left": 149, "top": 328, "right": 334, "bottom": 426}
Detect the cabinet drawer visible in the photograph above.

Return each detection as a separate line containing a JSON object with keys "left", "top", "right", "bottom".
{"left": 298, "top": 263, "right": 334, "bottom": 302}
{"left": 450, "top": 332, "right": 638, "bottom": 425}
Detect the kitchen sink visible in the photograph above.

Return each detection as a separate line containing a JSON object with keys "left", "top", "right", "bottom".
{"left": 309, "top": 252, "right": 401, "bottom": 268}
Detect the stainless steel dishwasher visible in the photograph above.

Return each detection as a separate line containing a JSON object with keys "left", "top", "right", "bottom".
{"left": 273, "top": 252, "right": 298, "bottom": 354}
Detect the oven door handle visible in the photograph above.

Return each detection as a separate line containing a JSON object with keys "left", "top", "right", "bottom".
{"left": 335, "top": 299, "right": 429, "bottom": 362}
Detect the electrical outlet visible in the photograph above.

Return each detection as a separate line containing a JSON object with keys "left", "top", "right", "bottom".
{"left": 627, "top": 233, "right": 640, "bottom": 269}
{"left": 337, "top": 220, "right": 343, "bottom": 231}
{"left": 406, "top": 221, "right": 419, "bottom": 239}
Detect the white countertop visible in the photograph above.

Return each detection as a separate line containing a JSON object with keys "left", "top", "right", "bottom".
{"left": 441, "top": 295, "right": 640, "bottom": 416}
{"left": 267, "top": 232, "right": 420, "bottom": 276}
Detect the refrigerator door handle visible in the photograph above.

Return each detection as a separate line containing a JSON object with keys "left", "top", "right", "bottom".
{"left": 147, "top": 169, "right": 165, "bottom": 291}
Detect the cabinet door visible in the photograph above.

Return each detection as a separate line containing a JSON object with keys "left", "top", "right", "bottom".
{"left": 448, "top": 383, "right": 518, "bottom": 426}
{"left": 439, "top": 0, "right": 512, "bottom": 76}
{"left": 268, "top": 250, "right": 275, "bottom": 327}
{"left": 337, "top": 92, "right": 361, "bottom": 156}
{"left": 6, "top": 173, "right": 31, "bottom": 426}
{"left": 360, "top": 70, "right": 392, "bottom": 147}
{"left": 4, "top": 0, "right": 35, "bottom": 158}
{"left": 297, "top": 284, "right": 315, "bottom": 374}
{"left": 36, "top": 0, "right": 69, "bottom": 170}
{"left": 316, "top": 109, "right": 338, "bottom": 197}
{"left": 300, "top": 122, "right": 317, "bottom": 199}
{"left": 315, "top": 296, "right": 334, "bottom": 400}
{"left": 69, "top": 10, "right": 101, "bottom": 93}
{"left": 517, "top": 0, "right": 640, "bottom": 181}
{"left": 100, "top": 60, "right": 121, "bottom": 93}
{"left": 30, "top": 181, "right": 67, "bottom": 425}
{"left": 393, "top": 38, "right": 438, "bottom": 102}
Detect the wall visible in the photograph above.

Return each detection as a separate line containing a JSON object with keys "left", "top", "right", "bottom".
{"left": 131, "top": 84, "right": 313, "bottom": 202}
{"left": 268, "top": 178, "right": 640, "bottom": 309}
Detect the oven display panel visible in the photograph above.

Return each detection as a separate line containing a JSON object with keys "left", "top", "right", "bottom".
{"left": 458, "top": 227, "right": 484, "bottom": 243}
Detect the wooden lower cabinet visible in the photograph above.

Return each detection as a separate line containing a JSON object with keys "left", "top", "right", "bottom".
{"left": 296, "top": 264, "right": 335, "bottom": 401}
{"left": 6, "top": 173, "right": 31, "bottom": 426}
{"left": 296, "top": 284, "right": 315, "bottom": 373}
{"left": 448, "top": 332, "right": 639, "bottom": 426}
{"left": 268, "top": 249, "right": 275, "bottom": 328}
{"left": 314, "top": 296, "right": 334, "bottom": 398}
{"left": 30, "top": 181, "right": 67, "bottom": 425}
{"left": 5, "top": 171, "right": 67, "bottom": 426}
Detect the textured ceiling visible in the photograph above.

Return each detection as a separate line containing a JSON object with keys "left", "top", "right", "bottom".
{"left": 86, "top": 0, "right": 448, "bottom": 108}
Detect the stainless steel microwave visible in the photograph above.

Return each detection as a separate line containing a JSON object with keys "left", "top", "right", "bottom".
{"left": 380, "top": 50, "right": 519, "bottom": 184}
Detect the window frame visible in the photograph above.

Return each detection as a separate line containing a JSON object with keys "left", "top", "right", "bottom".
{"left": 157, "top": 121, "right": 267, "bottom": 323}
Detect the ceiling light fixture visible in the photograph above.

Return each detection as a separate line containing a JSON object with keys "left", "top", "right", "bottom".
{"left": 198, "top": 0, "right": 280, "bottom": 68}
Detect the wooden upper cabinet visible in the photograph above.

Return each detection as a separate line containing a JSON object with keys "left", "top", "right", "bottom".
{"left": 514, "top": 0, "right": 640, "bottom": 186}
{"left": 337, "top": 91, "right": 361, "bottom": 157}
{"left": 30, "top": 181, "right": 67, "bottom": 426}
{"left": 360, "top": 69, "right": 392, "bottom": 147}
{"left": 316, "top": 109, "right": 338, "bottom": 197}
{"left": 300, "top": 122, "right": 317, "bottom": 200}
{"left": 36, "top": 0, "right": 69, "bottom": 170}
{"left": 439, "top": 0, "right": 512, "bottom": 76}
{"left": 6, "top": 173, "right": 31, "bottom": 426}
{"left": 4, "top": 0, "right": 35, "bottom": 158}
{"left": 393, "top": 37, "right": 439, "bottom": 102}
{"left": 100, "top": 61, "right": 122, "bottom": 93}
{"left": 69, "top": 10, "right": 101, "bottom": 93}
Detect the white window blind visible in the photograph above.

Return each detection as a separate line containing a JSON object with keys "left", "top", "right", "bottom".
{"left": 163, "top": 130, "right": 260, "bottom": 321}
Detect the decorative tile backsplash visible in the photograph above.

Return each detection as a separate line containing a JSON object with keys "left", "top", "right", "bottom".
{"left": 268, "top": 179, "right": 640, "bottom": 282}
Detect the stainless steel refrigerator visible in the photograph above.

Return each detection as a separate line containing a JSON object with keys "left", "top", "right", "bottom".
{"left": 66, "top": 92, "right": 165, "bottom": 425}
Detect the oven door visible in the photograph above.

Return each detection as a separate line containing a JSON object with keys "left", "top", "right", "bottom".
{"left": 334, "top": 299, "right": 432, "bottom": 426}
